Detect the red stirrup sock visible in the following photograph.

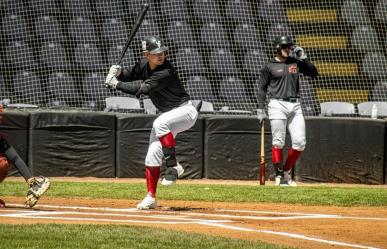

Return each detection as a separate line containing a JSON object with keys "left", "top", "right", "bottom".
{"left": 159, "top": 132, "right": 176, "bottom": 148}
{"left": 272, "top": 147, "right": 283, "bottom": 165}
{"left": 284, "top": 148, "right": 302, "bottom": 171}
{"left": 145, "top": 166, "right": 160, "bottom": 198}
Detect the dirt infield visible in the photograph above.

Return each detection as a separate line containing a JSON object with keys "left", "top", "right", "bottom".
{"left": 1, "top": 195, "right": 386, "bottom": 249}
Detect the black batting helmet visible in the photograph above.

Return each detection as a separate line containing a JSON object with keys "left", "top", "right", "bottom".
{"left": 142, "top": 36, "right": 168, "bottom": 54}
{"left": 273, "top": 36, "right": 295, "bottom": 52}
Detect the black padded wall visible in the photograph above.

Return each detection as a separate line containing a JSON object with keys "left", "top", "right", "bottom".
{"left": 116, "top": 114, "right": 204, "bottom": 179}
{"left": 29, "top": 112, "right": 116, "bottom": 177}
{"left": 296, "top": 118, "right": 386, "bottom": 184}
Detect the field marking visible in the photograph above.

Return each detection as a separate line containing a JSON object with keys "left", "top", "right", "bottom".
{"left": 1, "top": 203, "right": 385, "bottom": 249}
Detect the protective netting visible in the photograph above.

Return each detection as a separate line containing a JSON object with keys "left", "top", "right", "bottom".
{"left": 0, "top": 0, "right": 386, "bottom": 116}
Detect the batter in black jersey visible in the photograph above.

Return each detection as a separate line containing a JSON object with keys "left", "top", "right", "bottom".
{"left": 257, "top": 36, "right": 318, "bottom": 187}
{"left": 105, "top": 36, "right": 198, "bottom": 210}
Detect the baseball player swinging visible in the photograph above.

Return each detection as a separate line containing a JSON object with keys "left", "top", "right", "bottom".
{"left": 257, "top": 36, "right": 318, "bottom": 186}
{"left": 105, "top": 36, "right": 198, "bottom": 209}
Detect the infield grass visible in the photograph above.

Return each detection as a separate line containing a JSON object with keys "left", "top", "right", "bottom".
{"left": 1, "top": 180, "right": 387, "bottom": 206}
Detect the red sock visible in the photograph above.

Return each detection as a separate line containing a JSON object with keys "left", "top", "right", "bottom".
{"left": 159, "top": 132, "right": 176, "bottom": 147}
{"left": 272, "top": 147, "right": 283, "bottom": 165}
{"left": 284, "top": 148, "right": 302, "bottom": 171}
{"left": 145, "top": 166, "right": 160, "bottom": 198}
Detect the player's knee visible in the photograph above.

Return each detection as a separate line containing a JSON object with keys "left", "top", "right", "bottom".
{"left": 292, "top": 140, "right": 306, "bottom": 151}
{"left": 272, "top": 141, "right": 285, "bottom": 149}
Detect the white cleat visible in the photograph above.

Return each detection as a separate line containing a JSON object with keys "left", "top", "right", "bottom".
{"left": 136, "top": 194, "right": 157, "bottom": 210}
{"left": 161, "top": 163, "right": 184, "bottom": 186}
{"left": 281, "top": 171, "right": 297, "bottom": 187}
{"left": 274, "top": 175, "right": 282, "bottom": 186}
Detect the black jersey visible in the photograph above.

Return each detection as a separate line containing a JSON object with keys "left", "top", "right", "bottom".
{"left": 116, "top": 58, "right": 190, "bottom": 112}
{"left": 257, "top": 57, "right": 318, "bottom": 109}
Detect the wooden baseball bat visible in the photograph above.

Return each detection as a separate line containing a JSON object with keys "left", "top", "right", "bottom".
{"left": 116, "top": 3, "right": 149, "bottom": 64}
{"left": 260, "top": 121, "right": 265, "bottom": 185}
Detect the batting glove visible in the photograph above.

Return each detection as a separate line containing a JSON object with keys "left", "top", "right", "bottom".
{"left": 109, "top": 65, "right": 122, "bottom": 77}
{"left": 290, "top": 46, "right": 307, "bottom": 60}
{"left": 135, "top": 83, "right": 151, "bottom": 98}
{"left": 105, "top": 73, "right": 119, "bottom": 89}
{"left": 257, "top": 109, "right": 267, "bottom": 124}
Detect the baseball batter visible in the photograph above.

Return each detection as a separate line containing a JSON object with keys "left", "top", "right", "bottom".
{"left": 257, "top": 36, "right": 318, "bottom": 186}
{"left": 105, "top": 36, "right": 198, "bottom": 210}
{"left": 0, "top": 105, "right": 50, "bottom": 207}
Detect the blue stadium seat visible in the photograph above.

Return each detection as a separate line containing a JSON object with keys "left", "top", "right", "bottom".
{"left": 35, "top": 16, "right": 65, "bottom": 44}
{"left": 341, "top": 0, "right": 370, "bottom": 27}
{"left": 68, "top": 17, "right": 98, "bottom": 44}
{"left": 13, "top": 71, "right": 45, "bottom": 105}
{"left": 219, "top": 76, "right": 249, "bottom": 102}
{"left": 167, "top": 20, "right": 197, "bottom": 49}
{"left": 47, "top": 72, "right": 80, "bottom": 105}
{"left": 175, "top": 48, "right": 206, "bottom": 77}
{"left": 225, "top": 0, "right": 255, "bottom": 24}
{"left": 234, "top": 23, "right": 262, "bottom": 50}
{"left": 5, "top": 41, "right": 37, "bottom": 70}
{"left": 82, "top": 72, "right": 111, "bottom": 102}
{"left": 201, "top": 22, "right": 230, "bottom": 48}
{"left": 185, "top": 75, "right": 215, "bottom": 102}
{"left": 371, "top": 81, "right": 387, "bottom": 101}
{"left": 192, "top": 0, "right": 223, "bottom": 23}
{"left": 1, "top": 0, "right": 26, "bottom": 15}
{"left": 351, "top": 25, "right": 381, "bottom": 52}
{"left": 95, "top": 0, "right": 126, "bottom": 19}
{"left": 74, "top": 43, "right": 104, "bottom": 72}
{"left": 266, "top": 23, "right": 293, "bottom": 44}
{"left": 102, "top": 18, "right": 128, "bottom": 47}
{"left": 160, "top": 0, "right": 188, "bottom": 21}
{"left": 2, "top": 15, "right": 33, "bottom": 41}
{"left": 244, "top": 49, "right": 268, "bottom": 78}
{"left": 135, "top": 19, "right": 160, "bottom": 42}
{"left": 39, "top": 42, "right": 71, "bottom": 72}
{"left": 30, "top": 0, "right": 60, "bottom": 16}
{"left": 258, "top": 0, "right": 287, "bottom": 24}
{"left": 375, "top": 0, "right": 387, "bottom": 24}
{"left": 362, "top": 52, "right": 387, "bottom": 81}
{"left": 209, "top": 48, "right": 239, "bottom": 77}
{"left": 107, "top": 45, "right": 136, "bottom": 69}
{"left": 63, "top": 0, "right": 93, "bottom": 17}
{"left": 128, "top": 0, "right": 158, "bottom": 21}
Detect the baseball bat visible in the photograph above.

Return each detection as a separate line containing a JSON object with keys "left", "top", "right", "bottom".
{"left": 259, "top": 121, "right": 265, "bottom": 185}
{"left": 116, "top": 3, "right": 149, "bottom": 65}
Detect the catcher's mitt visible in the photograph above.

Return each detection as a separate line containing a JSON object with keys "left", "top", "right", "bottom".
{"left": 0, "top": 155, "right": 10, "bottom": 183}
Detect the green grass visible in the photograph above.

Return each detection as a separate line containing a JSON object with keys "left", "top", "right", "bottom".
{"left": 0, "top": 224, "right": 293, "bottom": 249}
{"left": 1, "top": 180, "right": 387, "bottom": 207}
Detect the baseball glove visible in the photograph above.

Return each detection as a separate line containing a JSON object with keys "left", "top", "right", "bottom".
{"left": 0, "top": 155, "right": 10, "bottom": 183}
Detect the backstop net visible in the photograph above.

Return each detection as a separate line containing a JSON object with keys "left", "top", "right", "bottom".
{"left": 0, "top": 0, "right": 386, "bottom": 115}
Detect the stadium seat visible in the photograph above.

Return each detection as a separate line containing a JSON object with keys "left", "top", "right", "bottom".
{"left": 160, "top": 0, "right": 188, "bottom": 21}
{"left": 167, "top": 20, "right": 197, "bottom": 49}
{"left": 175, "top": 48, "right": 206, "bottom": 77}
{"left": 107, "top": 45, "right": 136, "bottom": 69}
{"left": 5, "top": 41, "right": 37, "bottom": 70}
{"left": 244, "top": 49, "right": 268, "bottom": 78}
{"left": 209, "top": 48, "right": 239, "bottom": 77}
{"left": 39, "top": 42, "right": 71, "bottom": 72}
{"left": 351, "top": 25, "right": 381, "bottom": 52}
{"left": 0, "top": 0, "right": 26, "bottom": 15}
{"left": 95, "top": 0, "right": 126, "bottom": 19}
{"left": 105, "top": 96, "right": 142, "bottom": 112}
{"left": 299, "top": 78, "right": 318, "bottom": 116}
{"left": 47, "top": 72, "right": 80, "bottom": 105}
{"left": 225, "top": 0, "right": 255, "bottom": 24}
{"left": 2, "top": 15, "right": 32, "bottom": 42}
{"left": 128, "top": 0, "right": 158, "bottom": 21}
{"left": 63, "top": 0, "right": 93, "bottom": 17}
{"left": 370, "top": 81, "right": 387, "bottom": 101}
{"left": 266, "top": 23, "right": 293, "bottom": 44}
{"left": 258, "top": 0, "right": 287, "bottom": 23}
{"left": 219, "top": 76, "right": 249, "bottom": 102}
{"left": 74, "top": 43, "right": 104, "bottom": 72}
{"left": 68, "top": 17, "right": 98, "bottom": 44}
{"left": 362, "top": 52, "right": 387, "bottom": 81}
{"left": 201, "top": 22, "right": 230, "bottom": 48}
{"left": 13, "top": 71, "right": 45, "bottom": 105}
{"left": 135, "top": 19, "right": 161, "bottom": 43}
{"left": 341, "top": 0, "right": 370, "bottom": 27}
{"left": 234, "top": 24, "right": 262, "bottom": 50}
{"left": 192, "top": 0, "right": 223, "bottom": 23}
{"left": 375, "top": 0, "right": 387, "bottom": 24}
{"left": 358, "top": 101, "right": 387, "bottom": 117}
{"left": 143, "top": 98, "right": 157, "bottom": 114}
{"left": 35, "top": 16, "right": 65, "bottom": 44}
{"left": 30, "top": 0, "right": 60, "bottom": 15}
{"left": 320, "top": 102, "right": 356, "bottom": 116}
{"left": 185, "top": 75, "right": 215, "bottom": 102}
{"left": 102, "top": 18, "right": 128, "bottom": 47}
{"left": 82, "top": 72, "right": 112, "bottom": 107}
